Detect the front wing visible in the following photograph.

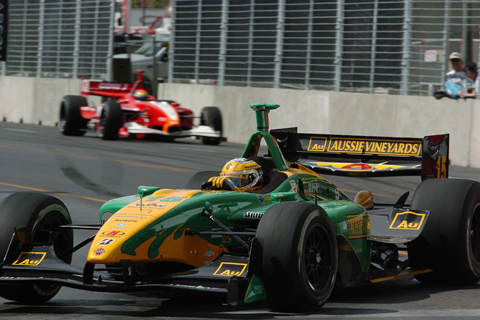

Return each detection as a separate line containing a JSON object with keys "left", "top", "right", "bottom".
{"left": 0, "top": 241, "right": 263, "bottom": 305}
{"left": 124, "top": 122, "right": 222, "bottom": 139}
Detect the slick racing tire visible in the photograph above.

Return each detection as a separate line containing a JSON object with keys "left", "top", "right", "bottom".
{"left": 408, "top": 179, "right": 480, "bottom": 285}
{"left": 59, "top": 95, "right": 88, "bottom": 136}
{"left": 0, "top": 192, "right": 73, "bottom": 304}
{"left": 200, "top": 106, "right": 223, "bottom": 146}
{"left": 256, "top": 202, "right": 338, "bottom": 312}
{"left": 100, "top": 101, "right": 123, "bottom": 140}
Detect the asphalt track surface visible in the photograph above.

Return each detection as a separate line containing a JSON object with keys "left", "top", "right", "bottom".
{"left": 0, "top": 122, "right": 479, "bottom": 319}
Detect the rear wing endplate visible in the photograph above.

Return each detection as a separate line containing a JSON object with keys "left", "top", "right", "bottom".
{"left": 270, "top": 128, "right": 449, "bottom": 180}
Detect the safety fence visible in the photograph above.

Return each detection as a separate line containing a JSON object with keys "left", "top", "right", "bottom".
{"left": 1, "top": 0, "right": 113, "bottom": 80}
{"left": 1, "top": 0, "right": 480, "bottom": 97}
{"left": 170, "top": 0, "right": 480, "bottom": 96}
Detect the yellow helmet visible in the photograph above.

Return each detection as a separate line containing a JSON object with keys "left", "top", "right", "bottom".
{"left": 220, "top": 158, "right": 263, "bottom": 191}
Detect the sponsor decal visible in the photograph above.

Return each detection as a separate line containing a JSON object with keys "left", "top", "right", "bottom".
{"left": 346, "top": 214, "right": 370, "bottom": 239}
{"left": 94, "top": 248, "right": 106, "bottom": 256}
{"left": 12, "top": 252, "right": 46, "bottom": 266}
{"left": 243, "top": 211, "right": 264, "bottom": 219}
{"left": 117, "top": 223, "right": 126, "bottom": 227}
{"left": 101, "top": 230, "right": 125, "bottom": 237}
{"left": 115, "top": 218, "right": 138, "bottom": 223}
{"left": 307, "top": 136, "right": 421, "bottom": 157}
{"left": 98, "top": 238, "right": 114, "bottom": 245}
{"left": 213, "top": 262, "right": 247, "bottom": 277}
{"left": 289, "top": 180, "right": 298, "bottom": 192}
{"left": 389, "top": 211, "right": 426, "bottom": 230}
{"left": 98, "top": 83, "right": 130, "bottom": 91}
{"left": 135, "top": 203, "right": 164, "bottom": 208}
{"left": 160, "top": 197, "right": 186, "bottom": 202}
{"left": 257, "top": 195, "right": 265, "bottom": 203}
{"left": 341, "top": 163, "right": 373, "bottom": 170}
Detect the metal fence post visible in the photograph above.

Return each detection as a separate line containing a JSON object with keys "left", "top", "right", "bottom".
{"left": 247, "top": 0, "right": 254, "bottom": 87}
{"left": 218, "top": 0, "right": 228, "bottom": 86}
{"left": 107, "top": 0, "right": 115, "bottom": 82}
{"left": 168, "top": 0, "right": 176, "bottom": 84}
{"left": 369, "top": 0, "right": 379, "bottom": 93}
{"left": 274, "top": 0, "right": 285, "bottom": 89}
{"left": 37, "top": 0, "right": 45, "bottom": 78}
{"left": 401, "top": 0, "right": 412, "bottom": 95}
{"left": 334, "top": 0, "right": 344, "bottom": 92}
{"left": 194, "top": 0, "right": 203, "bottom": 82}
{"left": 441, "top": 0, "right": 450, "bottom": 86}
{"left": 73, "top": 0, "right": 81, "bottom": 78}
{"left": 305, "top": 0, "right": 314, "bottom": 89}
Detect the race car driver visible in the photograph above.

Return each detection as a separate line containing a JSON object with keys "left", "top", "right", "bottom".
{"left": 201, "top": 157, "right": 264, "bottom": 192}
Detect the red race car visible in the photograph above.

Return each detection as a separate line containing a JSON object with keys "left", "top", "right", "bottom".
{"left": 59, "top": 71, "right": 223, "bottom": 145}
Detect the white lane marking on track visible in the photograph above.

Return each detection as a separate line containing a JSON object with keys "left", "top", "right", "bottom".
{"left": 3, "top": 128, "right": 36, "bottom": 133}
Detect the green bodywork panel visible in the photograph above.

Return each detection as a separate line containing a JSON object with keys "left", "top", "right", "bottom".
{"left": 98, "top": 173, "right": 371, "bottom": 272}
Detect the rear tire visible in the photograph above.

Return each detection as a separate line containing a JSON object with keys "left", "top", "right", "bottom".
{"left": 59, "top": 95, "right": 88, "bottom": 136}
{"left": 256, "top": 202, "right": 337, "bottom": 312}
{"left": 100, "top": 101, "right": 123, "bottom": 140}
{"left": 0, "top": 192, "right": 73, "bottom": 304}
{"left": 408, "top": 179, "right": 480, "bottom": 285}
{"left": 200, "top": 107, "right": 222, "bottom": 145}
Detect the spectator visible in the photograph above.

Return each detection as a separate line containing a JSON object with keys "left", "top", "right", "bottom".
{"left": 445, "top": 52, "right": 469, "bottom": 98}
{"left": 458, "top": 61, "right": 479, "bottom": 99}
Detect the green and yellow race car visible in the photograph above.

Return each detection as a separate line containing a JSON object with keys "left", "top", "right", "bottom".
{"left": 0, "top": 103, "right": 478, "bottom": 312}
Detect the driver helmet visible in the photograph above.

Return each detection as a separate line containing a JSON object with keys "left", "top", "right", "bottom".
{"left": 220, "top": 157, "right": 263, "bottom": 191}
{"left": 133, "top": 89, "right": 149, "bottom": 101}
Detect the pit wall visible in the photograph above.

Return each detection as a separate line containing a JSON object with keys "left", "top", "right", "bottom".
{"left": 1, "top": 75, "right": 478, "bottom": 168}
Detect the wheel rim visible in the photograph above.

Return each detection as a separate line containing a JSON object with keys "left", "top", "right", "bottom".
{"left": 304, "top": 224, "right": 334, "bottom": 292}
{"left": 32, "top": 212, "right": 72, "bottom": 296}
{"left": 59, "top": 109, "right": 66, "bottom": 132}
{"left": 100, "top": 111, "right": 106, "bottom": 135}
{"left": 471, "top": 206, "right": 480, "bottom": 263}
{"left": 33, "top": 213, "right": 72, "bottom": 263}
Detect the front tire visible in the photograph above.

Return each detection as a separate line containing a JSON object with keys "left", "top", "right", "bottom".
{"left": 59, "top": 95, "right": 88, "bottom": 136}
{"left": 200, "top": 106, "right": 222, "bottom": 145}
{"left": 100, "top": 101, "right": 123, "bottom": 140}
{"left": 256, "top": 202, "right": 338, "bottom": 312}
{"left": 408, "top": 179, "right": 480, "bottom": 285}
{"left": 0, "top": 192, "right": 73, "bottom": 304}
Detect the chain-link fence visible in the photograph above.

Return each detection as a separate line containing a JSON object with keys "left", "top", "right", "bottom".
{"left": 1, "top": 0, "right": 113, "bottom": 80}
{"left": 1, "top": 0, "right": 479, "bottom": 97}
{"left": 170, "top": 0, "right": 480, "bottom": 96}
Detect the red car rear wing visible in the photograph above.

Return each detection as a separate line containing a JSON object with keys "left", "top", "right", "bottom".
{"left": 81, "top": 80, "right": 136, "bottom": 99}
{"left": 270, "top": 128, "right": 449, "bottom": 180}
{"left": 81, "top": 71, "right": 148, "bottom": 99}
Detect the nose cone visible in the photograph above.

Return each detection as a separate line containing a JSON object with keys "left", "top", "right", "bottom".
{"left": 87, "top": 189, "right": 201, "bottom": 264}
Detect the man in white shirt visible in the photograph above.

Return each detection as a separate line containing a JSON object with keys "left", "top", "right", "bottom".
{"left": 445, "top": 52, "right": 469, "bottom": 98}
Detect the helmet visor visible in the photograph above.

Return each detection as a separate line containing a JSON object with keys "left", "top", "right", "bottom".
{"left": 221, "top": 169, "right": 260, "bottom": 189}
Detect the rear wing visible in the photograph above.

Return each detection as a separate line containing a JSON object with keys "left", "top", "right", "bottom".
{"left": 81, "top": 80, "right": 135, "bottom": 99}
{"left": 270, "top": 128, "right": 449, "bottom": 180}
{"left": 81, "top": 70, "right": 148, "bottom": 99}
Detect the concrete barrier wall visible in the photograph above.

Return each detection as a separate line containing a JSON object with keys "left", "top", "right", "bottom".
{"left": 0, "top": 75, "right": 478, "bottom": 167}
{"left": 158, "top": 83, "right": 479, "bottom": 168}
